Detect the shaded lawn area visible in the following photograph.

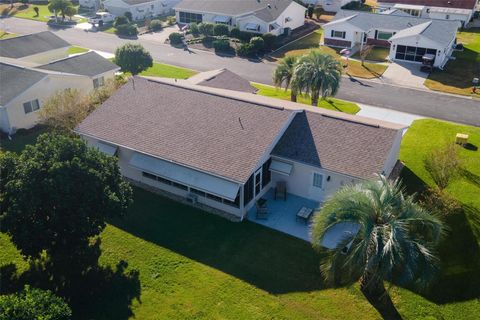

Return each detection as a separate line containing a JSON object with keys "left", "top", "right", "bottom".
{"left": 398, "top": 119, "right": 480, "bottom": 316}
{"left": 2, "top": 3, "right": 54, "bottom": 22}
{"left": 139, "top": 62, "right": 198, "bottom": 79}
{"left": 271, "top": 30, "right": 387, "bottom": 79}
{"left": 252, "top": 83, "right": 360, "bottom": 114}
{"left": 67, "top": 46, "right": 89, "bottom": 55}
{"left": 0, "top": 126, "right": 49, "bottom": 153}
{"left": 351, "top": 46, "right": 390, "bottom": 62}
{"left": 424, "top": 28, "right": 480, "bottom": 96}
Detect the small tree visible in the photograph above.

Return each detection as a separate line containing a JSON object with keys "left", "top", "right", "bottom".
{"left": 63, "top": 5, "right": 76, "bottom": 21}
{"left": 166, "top": 15, "right": 176, "bottom": 25}
{"left": 115, "top": 23, "right": 138, "bottom": 36}
{"left": 0, "top": 134, "right": 133, "bottom": 278}
{"left": 114, "top": 43, "right": 152, "bottom": 75}
{"left": 0, "top": 285, "right": 72, "bottom": 320}
{"left": 39, "top": 89, "right": 91, "bottom": 131}
{"left": 169, "top": 32, "right": 183, "bottom": 45}
{"left": 213, "top": 38, "right": 231, "bottom": 52}
{"left": 262, "top": 33, "right": 276, "bottom": 51}
{"left": 113, "top": 15, "right": 129, "bottom": 27}
{"left": 124, "top": 11, "right": 133, "bottom": 22}
{"left": 424, "top": 142, "right": 462, "bottom": 190}
{"left": 359, "top": 44, "right": 373, "bottom": 66}
{"left": 33, "top": 6, "right": 39, "bottom": 16}
{"left": 198, "top": 22, "right": 214, "bottom": 36}
{"left": 189, "top": 22, "right": 199, "bottom": 36}
{"left": 149, "top": 19, "right": 162, "bottom": 31}
{"left": 307, "top": 4, "right": 314, "bottom": 19}
{"left": 48, "top": 0, "right": 74, "bottom": 20}
{"left": 249, "top": 36, "right": 265, "bottom": 52}
{"left": 314, "top": 6, "right": 323, "bottom": 20}
{"left": 213, "top": 23, "right": 229, "bottom": 36}
{"left": 230, "top": 27, "right": 241, "bottom": 39}
{"left": 420, "top": 187, "right": 463, "bottom": 217}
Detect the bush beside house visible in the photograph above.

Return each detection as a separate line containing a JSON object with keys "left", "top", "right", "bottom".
{"left": 115, "top": 23, "right": 138, "bottom": 37}
{"left": 169, "top": 32, "right": 183, "bottom": 45}
{"left": 149, "top": 19, "right": 163, "bottom": 31}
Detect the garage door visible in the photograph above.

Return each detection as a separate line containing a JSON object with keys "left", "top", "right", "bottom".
{"left": 395, "top": 45, "right": 437, "bottom": 62}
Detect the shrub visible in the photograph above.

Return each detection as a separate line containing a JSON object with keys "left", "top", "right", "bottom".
{"left": 114, "top": 43, "right": 152, "bottom": 75}
{"left": 113, "top": 16, "right": 128, "bottom": 27}
{"left": 198, "top": 22, "right": 214, "bottom": 36}
{"left": 230, "top": 27, "right": 241, "bottom": 39}
{"left": 189, "top": 22, "right": 199, "bottom": 35}
{"left": 420, "top": 187, "right": 463, "bottom": 217}
{"left": 424, "top": 142, "right": 462, "bottom": 190}
{"left": 166, "top": 15, "right": 176, "bottom": 25}
{"left": 115, "top": 23, "right": 138, "bottom": 36}
{"left": 250, "top": 36, "right": 264, "bottom": 52}
{"left": 213, "top": 23, "right": 229, "bottom": 36}
{"left": 0, "top": 285, "right": 72, "bottom": 320}
{"left": 236, "top": 43, "right": 255, "bottom": 57}
{"left": 213, "top": 38, "right": 231, "bottom": 51}
{"left": 238, "top": 31, "right": 255, "bottom": 42}
{"left": 262, "top": 33, "right": 276, "bottom": 50}
{"left": 33, "top": 6, "right": 39, "bottom": 16}
{"left": 149, "top": 19, "right": 162, "bottom": 31}
{"left": 124, "top": 11, "right": 132, "bottom": 22}
{"left": 169, "top": 32, "right": 183, "bottom": 45}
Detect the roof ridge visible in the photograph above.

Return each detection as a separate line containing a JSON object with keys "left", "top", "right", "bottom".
{"left": 0, "top": 30, "right": 50, "bottom": 41}
{"left": 39, "top": 50, "right": 93, "bottom": 66}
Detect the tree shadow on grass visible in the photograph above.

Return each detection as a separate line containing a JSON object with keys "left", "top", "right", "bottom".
{"left": 109, "top": 187, "right": 326, "bottom": 295}
{"left": 1, "top": 260, "right": 141, "bottom": 320}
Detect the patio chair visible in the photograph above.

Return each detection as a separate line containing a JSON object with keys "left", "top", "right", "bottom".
{"left": 274, "top": 181, "right": 287, "bottom": 201}
{"left": 256, "top": 199, "right": 268, "bottom": 220}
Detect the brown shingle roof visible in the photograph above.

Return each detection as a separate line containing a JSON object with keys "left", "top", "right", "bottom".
{"left": 379, "top": 0, "right": 477, "bottom": 9}
{"left": 187, "top": 69, "right": 258, "bottom": 94}
{"left": 272, "top": 111, "right": 399, "bottom": 179}
{"left": 76, "top": 77, "right": 293, "bottom": 182}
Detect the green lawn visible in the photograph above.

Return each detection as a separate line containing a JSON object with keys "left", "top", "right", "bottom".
{"left": 139, "top": 62, "right": 198, "bottom": 79}
{"left": 252, "top": 83, "right": 360, "bottom": 114}
{"left": 0, "top": 30, "right": 17, "bottom": 39}
{"left": 2, "top": 3, "right": 84, "bottom": 23}
{"left": 352, "top": 46, "right": 390, "bottom": 62}
{"left": 0, "top": 126, "right": 48, "bottom": 153}
{"left": 425, "top": 28, "right": 480, "bottom": 97}
{"left": 67, "top": 46, "right": 89, "bottom": 55}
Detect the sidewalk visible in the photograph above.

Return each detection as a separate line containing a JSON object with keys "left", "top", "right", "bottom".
{"left": 357, "top": 104, "right": 423, "bottom": 131}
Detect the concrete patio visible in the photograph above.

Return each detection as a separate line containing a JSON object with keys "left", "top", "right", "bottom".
{"left": 246, "top": 189, "right": 320, "bottom": 242}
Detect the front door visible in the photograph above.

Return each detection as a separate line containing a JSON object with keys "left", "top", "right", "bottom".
{"left": 254, "top": 169, "right": 262, "bottom": 197}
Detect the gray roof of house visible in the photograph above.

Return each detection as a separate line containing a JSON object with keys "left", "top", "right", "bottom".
{"left": 37, "top": 51, "right": 119, "bottom": 77}
{"left": 329, "top": 10, "right": 458, "bottom": 47}
{"left": 120, "top": 0, "right": 157, "bottom": 5}
{"left": 76, "top": 77, "right": 293, "bottom": 183}
{"left": 187, "top": 69, "right": 258, "bottom": 93}
{"left": 378, "top": 0, "right": 477, "bottom": 10}
{"left": 0, "top": 63, "right": 47, "bottom": 105}
{"left": 175, "top": 0, "right": 299, "bottom": 22}
{"left": 272, "top": 111, "right": 399, "bottom": 179}
{"left": 0, "top": 31, "right": 70, "bottom": 59}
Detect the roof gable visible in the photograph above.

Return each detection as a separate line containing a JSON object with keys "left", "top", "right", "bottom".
{"left": 0, "top": 63, "right": 47, "bottom": 105}
{"left": 38, "top": 51, "right": 119, "bottom": 77}
{"left": 0, "top": 31, "right": 70, "bottom": 59}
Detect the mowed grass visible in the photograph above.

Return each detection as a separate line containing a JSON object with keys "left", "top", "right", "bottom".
{"left": 67, "top": 46, "right": 89, "bottom": 55}
{"left": 3, "top": 3, "right": 53, "bottom": 22}
{"left": 272, "top": 29, "right": 388, "bottom": 79}
{"left": 425, "top": 28, "right": 480, "bottom": 96}
{"left": 352, "top": 46, "right": 390, "bottom": 62}
{"left": 252, "top": 83, "right": 360, "bottom": 114}
{"left": 139, "top": 62, "right": 198, "bottom": 79}
{"left": 0, "top": 30, "right": 17, "bottom": 39}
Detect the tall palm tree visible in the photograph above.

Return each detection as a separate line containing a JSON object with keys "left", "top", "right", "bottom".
{"left": 293, "top": 50, "right": 341, "bottom": 106}
{"left": 311, "top": 176, "right": 444, "bottom": 320}
{"left": 273, "top": 55, "right": 299, "bottom": 102}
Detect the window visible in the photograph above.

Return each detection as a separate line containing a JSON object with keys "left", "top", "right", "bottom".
{"left": 23, "top": 99, "right": 40, "bottom": 114}
{"left": 179, "top": 11, "right": 202, "bottom": 24}
{"left": 172, "top": 181, "right": 188, "bottom": 190}
{"left": 376, "top": 31, "right": 394, "bottom": 41}
{"left": 313, "top": 173, "right": 323, "bottom": 189}
{"left": 142, "top": 171, "right": 157, "bottom": 180}
{"left": 190, "top": 188, "right": 206, "bottom": 197}
{"left": 331, "top": 30, "right": 346, "bottom": 39}
{"left": 93, "top": 76, "right": 104, "bottom": 89}
{"left": 395, "top": 45, "right": 436, "bottom": 62}
{"left": 243, "top": 174, "right": 254, "bottom": 206}
{"left": 262, "top": 159, "right": 271, "bottom": 187}
{"left": 207, "top": 193, "right": 222, "bottom": 202}
{"left": 446, "top": 14, "right": 450, "bottom": 19}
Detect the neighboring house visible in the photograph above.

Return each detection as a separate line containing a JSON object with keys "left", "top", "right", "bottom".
{"left": 103, "top": 0, "right": 180, "bottom": 21}
{"left": 0, "top": 31, "right": 70, "bottom": 64}
{"left": 75, "top": 77, "right": 404, "bottom": 221}
{"left": 323, "top": 11, "right": 459, "bottom": 68}
{"left": 318, "top": 0, "right": 360, "bottom": 13}
{"left": 174, "top": 0, "right": 306, "bottom": 36}
{"left": 377, "top": 0, "right": 478, "bottom": 26}
{"left": 186, "top": 68, "right": 259, "bottom": 93}
{"left": 79, "top": 0, "right": 101, "bottom": 10}
{"left": 0, "top": 53, "right": 119, "bottom": 135}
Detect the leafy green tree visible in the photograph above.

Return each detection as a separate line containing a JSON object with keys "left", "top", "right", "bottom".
{"left": 114, "top": 43, "right": 153, "bottom": 75}
{"left": 198, "top": 22, "right": 214, "bottom": 36}
{"left": 213, "top": 23, "right": 229, "bottom": 36}
{"left": 249, "top": 36, "right": 264, "bottom": 52}
{"left": 229, "top": 27, "right": 241, "bottom": 39}
{"left": 149, "top": 19, "right": 162, "bottom": 31}
{"left": 113, "top": 15, "right": 129, "bottom": 27}
{"left": 63, "top": 5, "right": 76, "bottom": 21}
{"left": 293, "top": 50, "right": 342, "bottom": 105}
{"left": 0, "top": 285, "right": 72, "bottom": 320}
{"left": 311, "top": 176, "right": 444, "bottom": 320}
{"left": 273, "top": 55, "right": 299, "bottom": 102}
{"left": 169, "top": 32, "right": 183, "bottom": 45}
{"left": 48, "top": 0, "right": 74, "bottom": 20}
{"left": 189, "top": 22, "right": 199, "bottom": 35}
{"left": 0, "top": 134, "right": 133, "bottom": 277}
{"left": 115, "top": 23, "right": 138, "bottom": 36}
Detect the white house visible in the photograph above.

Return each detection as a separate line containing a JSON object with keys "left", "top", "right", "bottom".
{"left": 75, "top": 76, "right": 405, "bottom": 221}
{"left": 377, "top": 0, "right": 478, "bottom": 27}
{"left": 318, "top": 0, "right": 360, "bottom": 13}
{"left": 323, "top": 10, "right": 459, "bottom": 68}
{"left": 79, "top": 0, "right": 101, "bottom": 10}
{"left": 174, "top": 0, "right": 306, "bottom": 36}
{"left": 103, "top": 0, "right": 180, "bottom": 21}
{"left": 0, "top": 33, "right": 120, "bottom": 135}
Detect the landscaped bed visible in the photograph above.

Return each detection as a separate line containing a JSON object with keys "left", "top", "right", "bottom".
{"left": 424, "top": 28, "right": 480, "bottom": 97}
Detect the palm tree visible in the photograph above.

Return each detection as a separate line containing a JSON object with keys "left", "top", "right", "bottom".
{"left": 311, "top": 176, "right": 444, "bottom": 320}
{"left": 293, "top": 50, "right": 341, "bottom": 106}
{"left": 273, "top": 55, "right": 298, "bottom": 102}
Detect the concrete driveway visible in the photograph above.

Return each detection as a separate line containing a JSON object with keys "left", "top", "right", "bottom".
{"left": 381, "top": 62, "right": 428, "bottom": 89}
{"left": 139, "top": 25, "right": 181, "bottom": 43}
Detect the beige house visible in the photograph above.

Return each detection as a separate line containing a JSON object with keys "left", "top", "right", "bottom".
{"left": 76, "top": 77, "right": 405, "bottom": 221}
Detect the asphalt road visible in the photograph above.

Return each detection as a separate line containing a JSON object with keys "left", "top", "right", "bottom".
{"left": 2, "top": 17, "right": 480, "bottom": 126}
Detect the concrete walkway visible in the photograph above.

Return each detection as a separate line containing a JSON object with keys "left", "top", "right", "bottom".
{"left": 381, "top": 62, "right": 428, "bottom": 89}
{"left": 358, "top": 103, "right": 424, "bottom": 129}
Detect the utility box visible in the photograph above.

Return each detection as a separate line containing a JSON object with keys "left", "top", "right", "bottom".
{"left": 455, "top": 133, "right": 469, "bottom": 146}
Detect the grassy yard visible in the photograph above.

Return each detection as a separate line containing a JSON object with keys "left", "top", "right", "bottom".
{"left": 424, "top": 28, "right": 480, "bottom": 96}
{"left": 0, "top": 127, "right": 48, "bottom": 153}
{"left": 0, "top": 30, "right": 17, "bottom": 39}
{"left": 139, "top": 62, "right": 198, "bottom": 79}
{"left": 67, "top": 46, "right": 89, "bottom": 55}
{"left": 1, "top": 3, "right": 84, "bottom": 23}
{"left": 271, "top": 29, "right": 388, "bottom": 79}
{"left": 351, "top": 46, "right": 390, "bottom": 62}
{"left": 252, "top": 83, "right": 360, "bottom": 114}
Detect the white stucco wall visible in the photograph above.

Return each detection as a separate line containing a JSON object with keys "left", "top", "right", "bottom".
{"left": 105, "top": 0, "right": 178, "bottom": 20}
{"left": 323, "top": 22, "right": 360, "bottom": 47}
{"left": 381, "top": 130, "right": 403, "bottom": 177}
{"left": 18, "top": 47, "right": 70, "bottom": 64}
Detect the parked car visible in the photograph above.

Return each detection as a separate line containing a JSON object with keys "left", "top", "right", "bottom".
{"left": 88, "top": 12, "right": 115, "bottom": 25}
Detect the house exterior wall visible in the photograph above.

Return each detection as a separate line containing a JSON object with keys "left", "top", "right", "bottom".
{"left": 1, "top": 74, "right": 93, "bottom": 134}
{"left": 237, "top": 15, "right": 270, "bottom": 34}
{"left": 323, "top": 22, "right": 360, "bottom": 48}
{"left": 105, "top": 0, "right": 178, "bottom": 21}
{"left": 270, "top": 156, "right": 362, "bottom": 203}
{"left": 18, "top": 47, "right": 70, "bottom": 64}
{"left": 382, "top": 129, "right": 403, "bottom": 177}
{"left": 273, "top": 1, "right": 307, "bottom": 32}
{"left": 79, "top": 0, "right": 100, "bottom": 9}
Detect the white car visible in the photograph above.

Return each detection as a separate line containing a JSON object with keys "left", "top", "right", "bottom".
{"left": 88, "top": 12, "right": 115, "bottom": 25}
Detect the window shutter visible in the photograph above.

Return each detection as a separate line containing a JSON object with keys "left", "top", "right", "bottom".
{"left": 342, "top": 31, "right": 345, "bottom": 39}
{"left": 374, "top": 30, "right": 378, "bottom": 39}
{"left": 331, "top": 30, "right": 334, "bottom": 37}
